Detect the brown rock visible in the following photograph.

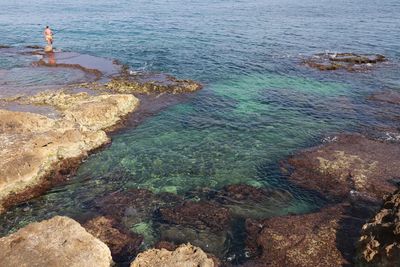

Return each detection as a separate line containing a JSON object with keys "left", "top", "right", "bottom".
{"left": 105, "top": 72, "right": 202, "bottom": 94}
{"left": 83, "top": 216, "right": 143, "bottom": 262}
{"left": 356, "top": 189, "right": 400, "bottom": 266}
{"left": 130, "top": 243, "right": 215, "bottom": 267}
{"left": 159, "top": 201, "right": 231, "bottom": 231}
{"left": 304, "top": 53, "right": 386, "bottom": 72}
{"left": 0, "top": 216, "right": 112, "bottom": 267}
{"left": 286, "top": 134, "right": 400, "bottom": 200}
{"left": 244, "top": 203, "right": 372, "bottom": 267}
{"left": 368, "top": 90, "right": 400, "bottom": 105}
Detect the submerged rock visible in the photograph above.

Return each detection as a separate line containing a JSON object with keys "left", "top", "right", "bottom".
{"left": 157, "top": 201, "right": 232, "bottom": 258}
{"left": 244, "top": 202, "right": 374, "bottom": 267}
{"left": 285, "top": 134, "right": 400, "bottom": 201}
{"left": 368, "top": 90, "right": 400, "bottom": 105}
{"left": 105, "top": 72, "right": 202, "bottom": 94}
{"left": 304, "top": 53, "right": 386, "bottom": 71}
{"left": 83, "top": 216, "right": 143, "bottom": 263}
{"left": 356, "top": 189, "right": 400, "bottom": 266}
{"left": 130, "top": 243, "right": 215, "bottom": 267}
{"left": 0, "top": 216, "right": 112, "bottom": 267}
{"left": 0, "top": 91, "right": 139, "bottom": 213}
{"left": 159, "top": 201, "right": 231, "bottom": 231}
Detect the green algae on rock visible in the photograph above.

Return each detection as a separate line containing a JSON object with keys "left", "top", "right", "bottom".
{"left": 105, "top": 72, "right": 202, "bottom": 94}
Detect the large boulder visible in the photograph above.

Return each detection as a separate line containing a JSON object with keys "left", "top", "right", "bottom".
{"left": 285, "top": 134, "right": 400, "bottom": 201}
{"left": 356, "top": 189, "right": 400, "bottom": 266}
{"left": 130, "top": 243, "right": 215, "bottom": 267}
{"left": 0, "top": 216, "right": 112, "bottom": 267}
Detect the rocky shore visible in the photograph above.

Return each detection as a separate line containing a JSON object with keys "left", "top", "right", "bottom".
{"left": 1, "top": 48, "right": 400, "bottom": 267}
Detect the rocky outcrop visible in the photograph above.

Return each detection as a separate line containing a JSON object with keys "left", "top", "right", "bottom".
{"left": 244, "top": 202, "right": 374, "bottom": 267}
{"left": 0, "top": 216, "right": 112, "bottom": 267}
{"left": 304, "top": 53, "right": 386, "bottom": 71}
{"left": 130, "top": 243, "right": 215, "bottom": 267}
{"left": 104, "top": 72, "right": 202, "bottom": 94}
{"left": 83, "top": 216, "right": 143, "bottom": 262}
{"left": 285, "top": 134, "right": 400, "bottom": 201}
{"left": 0, "top": 91, "right": 139, "bottom": 212}
{"left": 356, "top": 189, "right": 400, "bottom": 266}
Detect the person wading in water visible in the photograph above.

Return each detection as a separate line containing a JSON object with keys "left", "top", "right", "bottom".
{"left": 43, "top": 26, "right": 53, "bottom": 45}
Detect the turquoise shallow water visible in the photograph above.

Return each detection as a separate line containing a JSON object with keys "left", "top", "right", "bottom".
{"left": 1, "top": 0, "right": 400, "bottom": 261}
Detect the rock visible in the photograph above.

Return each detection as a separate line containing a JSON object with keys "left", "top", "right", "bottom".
{"left": 0, "top": 216, "right": 112, "bottom": 267}
{"left": 285, "top": 134, "right": 400, "bottom": 201}
{"left": 130, "top": 243, "right": 215, "bottom": 267}
{"left": 157, "top": 201, "right": 232, "bottom": 258}
{"left": 356, "top": 189, "right": 400, "bottom": 266}
{"left": 83, "top": 216, "right": 143, "bottom": 262}
{"left": 207, "top": 184, "right": 293, "bottom": 219}
{"left": 0, "top": 91, "right": 139, "bottom": 213}
{"left": 368, "top": 90, "right": 400, "bottom": 105}
{"left": 304, "top": 53, "right": 386, "bottom": 71}
{"left": 95, "top": 189, "right": 182, "bottom": 228}
{"left": 159, "top": 201, "right": 231, "bottom": 231}
{"left": 105, "top": 72, "right": 202, "bottom": 94}
{"left": 244, "top": 203, "right": 374, "bottom": 267}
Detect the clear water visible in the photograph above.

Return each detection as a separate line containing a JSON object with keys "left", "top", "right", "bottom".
{"left": 1, "top": 0, "right": 400, "bottom": 257}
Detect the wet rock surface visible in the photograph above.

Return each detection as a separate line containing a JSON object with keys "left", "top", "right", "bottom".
{"left": 285, "top": 134, "right": 400, "bottom": 201}
{"left": 0, "top": 216, "right": 112, "bottom": 267}
{"left": 243, "top": 202, "right": 376, "bottom": 267}
{"left": 83, "top": 216, "right": 143, "bottom": 263}
{"left": 0, "top": 91, "right": 139, "bottom": 213}
{"left": 130, "top": 243, "right": 215, "bottom": 267}
{"left": 356, "top": 189, "right": 400, "bottom": 266}
{"left": 304, "top": 53, "right": 386, "bottom": 71}
{"left": 104, "top": 72, "right": 202, "bottom": 94}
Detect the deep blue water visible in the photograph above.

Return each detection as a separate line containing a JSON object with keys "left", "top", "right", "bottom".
{"left": 1, "top": 0, "right": 400, "bottom": 259}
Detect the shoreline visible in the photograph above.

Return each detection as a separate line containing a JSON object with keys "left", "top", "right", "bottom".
{"left": 0, "top": 47, "right": 202, "bottom": 214}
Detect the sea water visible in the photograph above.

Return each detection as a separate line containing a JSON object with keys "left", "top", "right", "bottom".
{"left": 0, "top": 0, "right": 400, "bottom": 257}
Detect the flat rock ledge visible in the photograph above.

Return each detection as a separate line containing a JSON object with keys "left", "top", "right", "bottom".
{"left": 131, "top": 243, "right": 215, "bottom": 267}
{"left": 0, "top": 90, "right": 139, "bottom": 213}
{"left": 356, "top": 189, "right": 400, "bottom": 266}
{"left": 0, "top": 216, "right": 112, "bottom": 267}
{"left": 285, "top": 133, "right": 400, "bottom": 201}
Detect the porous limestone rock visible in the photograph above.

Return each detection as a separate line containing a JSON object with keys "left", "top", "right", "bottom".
{"left": 0, "top": 216, "right": 112, "bottom": 267}
{"left": 356, "top": 189, "right": 400, "bottom": 266}
{"left": 130, "top": 243, "right": 214, "bottom": 267}
{"left": 0, "top": 91, "right": 139, "bottom": 212}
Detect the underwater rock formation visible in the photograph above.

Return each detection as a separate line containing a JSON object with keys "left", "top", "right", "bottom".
{"left": 356, "top": 189, "right": 400, "bottom": 266}
{"left": 285, "top": 134, "right": 400, "bottom": 201}
{"left": 130, "top": 243, "right": 215, "bottom": 267}
{"left": 0, "top": 216, "right": 112, "bottom": 267}
{"left": 368, "top": 90, "right": 400, "bottom": 105}
{"left": 244, "top": 202, "right": 374, "bottom": 267}
{"left": 0, "top": 91, "right": 139, "bottom": 213}
{"left": 83, "top": 216, "right": 143, "bottom": 263}
{"left": 304, "top": 53, "right": 386, "bottom": 71}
